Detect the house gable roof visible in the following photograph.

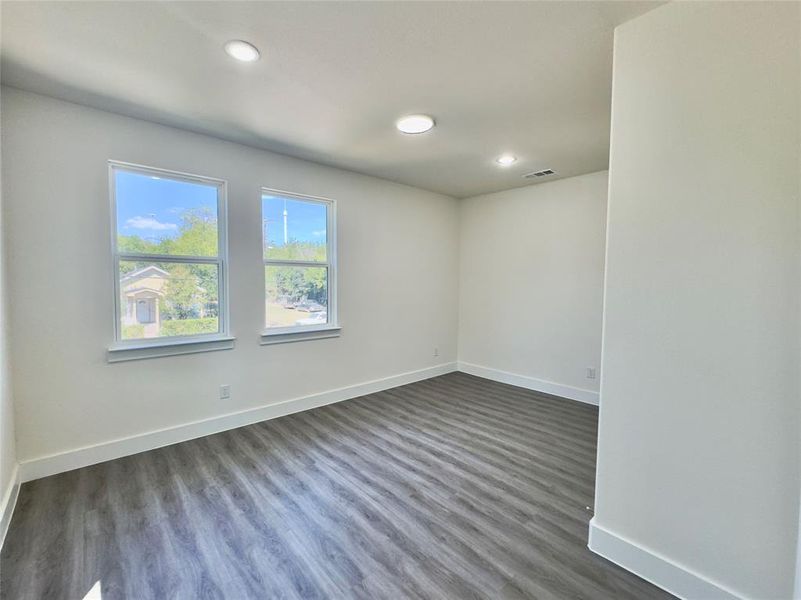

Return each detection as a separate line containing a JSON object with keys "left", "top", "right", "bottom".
{"left": 121, "top": 265, "right": 170, "bottom": 283}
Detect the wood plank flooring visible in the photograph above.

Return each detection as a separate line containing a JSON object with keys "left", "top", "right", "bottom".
{"left": 1, "top": 373, "right": 674, "bottom": 599}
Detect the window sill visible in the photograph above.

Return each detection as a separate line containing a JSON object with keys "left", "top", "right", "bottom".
{"left": 108, "top": 335, "right": 236, "bottom": 363}
{"left": 260, "top": 325, "right": 341, "bottom": 346}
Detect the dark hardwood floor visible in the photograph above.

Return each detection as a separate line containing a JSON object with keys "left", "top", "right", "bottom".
{"left": 1, "top": 372, "right": 673, "bottom": 599}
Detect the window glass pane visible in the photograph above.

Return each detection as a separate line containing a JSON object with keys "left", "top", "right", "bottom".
{"left": 115, "top": 169, "right": 218, "bottom": 257}
{"left": 265, "top": 265, "right": 328, "bottom": 328}
{"left": 262, "top": 194, "right": 327, "bottom": 262}
{"left": 119, "top": 261, "right": 220, "bottom": 339}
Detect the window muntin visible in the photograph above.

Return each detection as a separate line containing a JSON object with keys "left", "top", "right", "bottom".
{"left": 262, "top": 191, "right": 335, "bottom": 331}
{"left": 111, "top": 162, "right": 228, "bottom": 344}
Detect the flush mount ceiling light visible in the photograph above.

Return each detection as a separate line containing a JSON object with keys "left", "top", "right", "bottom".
{"left": 496, "top": 154, "right": 518, "bottom": 166}
{"left": 224, "top": 40, "right": 260, "bottom": 62}
{"left": 396, "top": 114, "right": 435, "bottom": 134}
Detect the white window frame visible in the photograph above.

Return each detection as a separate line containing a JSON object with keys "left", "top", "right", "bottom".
{"left": 260, "top": 187, "right": 339, "bottom": 345}
{"left": 107, "top": 161, "right": 234, "bottom": 362}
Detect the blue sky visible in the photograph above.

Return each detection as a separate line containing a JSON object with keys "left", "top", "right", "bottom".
{"left": 262, "top": 195, "right": 327, "bottom": 247}
{"left": 115, "top": 170, "right": 326, "bottom": 246}
{"left": 115, "top": 170, "right": 217, "bottom": 242}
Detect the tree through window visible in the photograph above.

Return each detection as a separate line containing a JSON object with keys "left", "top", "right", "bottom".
{"left": 262, "top": 190, "right": 336, "bottom": 331}
{"left": 110, "top": 162, "right": 228, "bottom": 343}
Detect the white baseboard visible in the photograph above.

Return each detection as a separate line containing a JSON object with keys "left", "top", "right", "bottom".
{"left": 457, "top": 361, "right": 599, "bottom": 406}
{"left": 588, "top": 518, "right": 743, "bottom": 600}
{"left": 0, "top": 463, "right": 20, "bottom": 551}
{"left": 19, "top": 362, "right": 457, "bottom": 482}
{"left": 17, "top": 361, "right": 593, "bottom": 482}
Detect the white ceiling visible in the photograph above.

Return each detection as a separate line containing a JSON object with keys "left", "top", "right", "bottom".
{"left": 1, "top": 1, "right": 660, "bottom": 198}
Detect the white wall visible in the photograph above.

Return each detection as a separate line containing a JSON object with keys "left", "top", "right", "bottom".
{"left": 0, "top": 85, "right": 19, "bottom": 540}
{"left": 592, "top": 2, "right": 801, "bottom": 599}
{"left": 458, "top": 171, "right": 607, "bottom": 403}
{"left": 1, "top": 88, "right": 458, "bottom": 468}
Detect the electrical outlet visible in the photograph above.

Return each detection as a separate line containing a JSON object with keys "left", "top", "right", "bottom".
{"left": 433, "top": 347, "right": 439, "bottom": 357}
{"left": 586, "top": 367, "right": 596, "bottom": 380}
{"left": 220, "top": 384, "right": 231, "bottom": 400}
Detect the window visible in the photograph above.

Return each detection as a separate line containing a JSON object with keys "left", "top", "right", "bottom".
{"left": 109, "top": 162, "right": 231, "bottom": 360}
{"left": 262, "top": 189, "right": 338, "bottom": 343}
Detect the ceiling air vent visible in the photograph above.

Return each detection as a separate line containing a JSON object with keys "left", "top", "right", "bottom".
{"left": 523, "top": 169, "right": 555, "bottom": 179}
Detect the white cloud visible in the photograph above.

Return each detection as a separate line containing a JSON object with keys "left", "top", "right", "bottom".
{"left": 125, "top": 216, "right": 178, "bottom": 231}
{"left": 311, "top": 229, "right": 326, "bottom": 237}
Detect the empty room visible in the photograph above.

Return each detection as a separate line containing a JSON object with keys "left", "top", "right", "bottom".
{"left": 0, "top": 1, "right": 799, "bottom": 599}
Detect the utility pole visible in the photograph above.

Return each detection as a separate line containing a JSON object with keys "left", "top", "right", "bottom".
{"left": 283, "top": 199, "right": 288, "bottom": 245}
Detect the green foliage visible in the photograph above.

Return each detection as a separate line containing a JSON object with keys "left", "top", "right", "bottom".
{"left": 265, "top": 240, "right": 326, "bottom": 262}
{"left": 265, "top": 265, "right": 327, "bottom": 305}
{"left": 118, "top": 208, "right": 218, "bottom": 257}
{"left": 161, "top": 264, "right": 203, "bottom": 320}
{"left": 121, "top": 324, "right": 144, "bottom": 339}
{"left": 163, "top": 208, "right": 218, "bottom": 257}
{"left": 264, "top": 240, "right": 327, "bottom": 305}
{"left": 122, "top": 208, "right": 220, "bottom": 320}
{"left": 119, "top": 235, "right": 158, "bottom": 256}
{"left": 120, "top": 205, "right": 333, "bottom": 337}
{"left": 166, "top": 209, "right": 220, "bottom": 306}
{"left": 122, "top": 208, "right": 327, "bottom": 318}
{"left": 161, "top": 317, "right": 219, "bottom": 337}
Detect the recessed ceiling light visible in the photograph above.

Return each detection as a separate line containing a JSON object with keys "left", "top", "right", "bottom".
{"left": 496, "top": 154, "right": 517, "bottom": 166}
{"left": 396, "top": 114, "right": 435, "bottom": 134}
{"left": 224, "top": 40, "right": 260, "bottom": 62}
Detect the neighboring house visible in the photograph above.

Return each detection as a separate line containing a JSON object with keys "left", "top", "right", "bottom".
{"left": 120, "top": 265, "right": 168, "bottom": 337}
